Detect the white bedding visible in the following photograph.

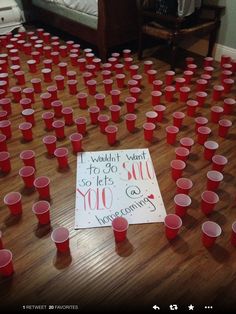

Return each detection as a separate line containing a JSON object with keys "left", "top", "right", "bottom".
{"left": 44, "top": 0, "right": 98, "bottom": 16}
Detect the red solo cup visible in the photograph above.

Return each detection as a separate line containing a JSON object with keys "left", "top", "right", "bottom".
{"left": 231, "top": 222, "right": 236, "bottom": 246}
{"left": 128, "top": 79, "right": 138, "bottom": 89}
{"left": 221, "top": 70, "right": 232, "bottom": 82}
{"left": 164, "top": 86, "right": 175, "bottom": 102}
{"left": 196, "top": 79, "right": 207, "bottom": 92}
{"left": 70, "top": 53, "right": 78, "bottom": 66}
{"left": 52, "top": 120, "right": 65, "bottom": 139}
{"left": 146, "top": 111, "right": 158, "bottom": 124}
{"left": 35, "top": 43, "right": 43, "bottom": 54}
{"left": 0, "top": 110, "right": 8, "bottom": 121}
{"left": 23, "top": 87, "right": 35, "bottom": 103}
{"left": 51, "top": 100, "right": 63, "bottom": 118}
{"left": 0, "top": 89, "right": 6, "bottom": 99}
{"left": 110, "top": 89, "right": 121, "bottom": 105}
{"left": 103, "top": 79, "right": 113, "bottom": 94}
{"left": 9, "top": 48, "right": 18, "bottom": 57}
{"left": 78, "top": 58, "right": 86, "bottom": 72}
{"left": 42, "top": 68, "right": 52, "bottom": 83}
{"left": 0, "top": 81, "right": 7, "bottom": 94}
{"left": 212, "top": 85, "right": 224, "bottom": 101}
{"left": 11, "top": 56, "right": 20, "bottom": 65}
{"left": 164, "top": 214, "right": 182, "bottom": 240}
{"left": 179, "top": 137, "right": 194, "bottom": 151}
{"left": 231, "top": 59, "right": 236, "bottom": 72}
{"left": 40, "top": 92, "right": 51, "bottom": 108}
{"left": 102, "top": 63, "right": 112, "bottom": 71}
{"left": 0, "top": 134, "right": 7, "bottom": 151}
{"left": 200, "top": 73, "right": 211, "bottom": 86}
{"left": 221, "top": 55, "right": 231, "bottom": 67}
{"left": 123, "top": 49, "right": 131, "bottom": 58}
{"left": 186, "top": 100, "right": 198, "bottom": 117}
{"left": 15, "top": 70, "right": 25, "bottom": 85}
{"left": 112, "top": 217, "right": 128, "bottom": 242}
{"left": 175, "top": 147, "right": 190, "bottom": 162}
{"left": 204, "top": 140, "right": 219, "bottom": 161}
{"left": 173, "top": 111, "right": 185, "bottom": 129}
{"left": 32, "top": 201, "right": 50, "bottom": 225}
{"left": 147, "top": 69, "right": 157, "bottom": 84}
{"left": 176, "top": 178, "right": 193, "bottom": 195}
{"left": 197, "top": 126, "right": 211, "bottom": 145}
{"left": 19, "top": 122, "right": 33, "bottom": 141}
{"left": 152, "top": 79, "right": 163, "bottom": 91}
{"left": 222, "top": 78, "right": 234, "bottom": 93}
{"left": 212, "top": 155, "right": 228, "bottom": 172}
{"left": 125, "top": 96, "right": 136, "bottom": 113}
{"left": 66, "top": 40, "right": 74, "bottom": 50}
{"left": 130, "top": 87, "right": 141, "bottom": 101}
{"left": 54, "top": 75, "right": 65, "bottom": 90}
{"left": 19, "top": 165, "right": 35, "bottom": 188}
{"left": 62, "top": 107, "right": 74, "bottom": 126}
{"left": 166, "top": 126, "right": 179, "bottom": 145}
{"left": 175, "top": 77, "right": 185, "bottom": 92}
{"left": 0, "top": 151, "right": 11, "bottom": 173}
{"left": 185, "top": 57, "right": 194, "bottom": 65}
{"left": 34, "top": 176, "right": 50, "bottom": 200}
{"left": 204, "top": 66, "right": 214, "bottom": 76}
{"left": 27, "top": 59, "right": 37, "bottom": 73}
{"left": 4, "top": 191, "right": 22, "bottom": 215}
{"left": 94, "top": 93, "right": 105, "bottom": 110}
{"left": 143, "top": 122, "right": 155, "bottom": 142}
{"left": 22, "top": 108, "right": 35, "bottom": 126}
{"left": 51, "top": 51, "right": 60, "bottom": 65}
{"left": 111, "top": 52, "right": 120, "bottom": 59}
{"left": 54, "top": 147, "right": 69, "bottom": 168}
{"left": 187, "top": 63, "right": 197, "bottom": 74}
{"left": 115, "top": 74, "right": 126, "bottom": 88}
{"left": 195, "top": 116, "right": 208, "bottom": 132}
{"left": 31, "top": 51, "right": 41, "bottom": 64}
{"left": 124, "top": 57, "right": 133, "bottom": 71}
{"left": 170, "top": 159, "right": 186, "bottom": 181}
{"left": 0, "top": 98, "right": 11, "bottom": 115}
{"left": 76, "top": 93, "right": 88, "bottom": 109}
{"left": 83, "top": 72, "right": 93, "bottom": 86}
{"left": 0, "top": 249, "right": 14, "bottom": 277}
{"left": 218, "top": 119, "right": 232, "bottom": 138}
{"left": 174, "top": 193, "right": 191, "bottom": 217}
{"left": 207, "top": 170, "right": 223, "bottom": 191}
{"left": 129, "top": 64, "right": 139, "bottom": 76}
{"left": 0, "top": 60, "right": 7, "bottom": 72}
{"left": 43, "top": 59, "right": 53, "bottom": 69}
{"left": 86, "top": 52, "right": 94, "bottom": 64}
{"left": 23, "top": 43, "right": 32, "bottom": 55}
{"left": 92, "top": 58, "right": 101, "bottom": 71}
{"left": 196, "top": 91, "right": 207, "bottom": 107}
{"left": 43, "top": 135, "right": 57, "bottom": 155}
{"left": 69, "top": 133, "right": 83, "bottom": 153}
{"left": 31, "top": 78, "right": 42, "bottom": 93}
{"left": 204, "top": 56, "right": 213, "bottom": 67}
{"left": 223, "top": 98, "right": 235, "bottom": 114}
{"left": 102, "top": 70, "right": 111, "bottom": 80}
{"left": 132, "top": 74, "right": 142, "bottom": 87}
{"left": 42, "top": 32, "right": 50, "bottom": 44}
{"left": 151, "top": 90, "right": 162, "bottom": 106}
{"left": 179, "top": 86, "right": 190, "bottom": 102}
{"left": 58, "top": 62, "right": 68, "bottom": 76}
{"left": 67, "top": 70, "right": 76, "bottom": 80}
{"left": 114, "top": 63, "right": 124, "bottom": 74}
{"left": 0, "top": 120, "right": 12, "bottom": 139}
{"left": 88, "top": 106, "right": 100, "bottom": 125}
{"left": 87, "top": 79, "right": 97, "bottom": 95}
{"left": 125, "top": 113, "right": 137, "bottom": 132}
{"left": 211, "top": 106, "right": 223, "bottom": 123}
{"left": 0, "top": 73, "right": 9, "bottom": 86}
{"left": 105, "top": 125, "right": 118, "bottom": 146}
{"left": 20, "top": 150, "right": 36, "bottom": 168}
{"left": 153, "top": 105, "right": 166, "bottom": 122}
{"left": 165, "top": 70, "right": 175, "bottom": 85}
{"left": 43, "top": 47, "right": 52, "bottom": 59}
{"left": 222, "top": 64, "right": 233, "bottom": 71}
{"left": 202, "top": 221, "right": 221, "bottom": 247}
{"left": 108, "top": 57, "right": 118, "bottom": 70}
{"left": 75, "top": 117, "right": 87, "bottom": 136}
{"left": 42, "top": 111, "right": 54, "bottom": 130}
{"left": 51, "top": 227, "right": 70, "bottom": 252}
{"left": 98, "top": 114, "right": 110, "bottom": 133}
{"left": 47, "top": 85, "right": 58, "bottom": 101}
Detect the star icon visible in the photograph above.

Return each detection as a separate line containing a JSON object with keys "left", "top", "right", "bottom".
{"left": 188, "top": 304, "right": 194, "bottom": 310}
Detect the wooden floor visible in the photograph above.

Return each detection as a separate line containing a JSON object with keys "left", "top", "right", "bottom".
{"left": 0, "top": 29, "right": 236, "bottom": 313}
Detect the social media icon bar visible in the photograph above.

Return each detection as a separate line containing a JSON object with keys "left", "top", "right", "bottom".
{"left": 188, "top": 304, "right": 194, "bottom": 310}
{"left": 153, "top": 305, "right": 160, "bottom": 310}
{"left": 205, "top": 305, "right": 213, "bottom": 310}
{"left": 170, "top": 304, "right": 178, "bottom": 310}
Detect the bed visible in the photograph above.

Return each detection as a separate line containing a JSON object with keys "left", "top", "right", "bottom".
{"left": 27, "top": 0, "right": 139, "bottom": 60}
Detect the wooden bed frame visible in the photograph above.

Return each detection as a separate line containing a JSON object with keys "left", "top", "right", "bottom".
{"left": 25, "top": 0, "right": 139, "bottom": 60}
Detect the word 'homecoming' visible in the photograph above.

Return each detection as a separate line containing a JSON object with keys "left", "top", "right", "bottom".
{"left": 89, "top": 151, "right": 147, "bottom": 163}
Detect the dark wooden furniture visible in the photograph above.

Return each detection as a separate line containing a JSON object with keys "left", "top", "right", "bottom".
{"left": 27, "top": 0, "right": 138, "bottom": 61}
{"left": 137, "top": 0, "right": 225, "bottom": 69}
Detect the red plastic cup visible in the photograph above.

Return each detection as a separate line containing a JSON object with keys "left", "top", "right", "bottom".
{"left": 103, "top": 79, "right": 113, "bottom": 94}
{"left": 200, "top": 73, "right": 211, "bottom": 86}
{"left": 27, "top": 59, "right": 37, "bottom": 73}
{"left": 42, "top": 111, "right": 54, "bottom": 131}
{"left": 23, "top": 43, "right": 32, "bottom": 55}
{"left": 42, "top": 68, "right": 52, "bottom": 83}
{"left": 4, "top": 191, "right": 22, "bottom": 215}
{"left": 186, "top": 99, "right": 198, "bottom": 117}
{"left": 0, "top": 151, "right": 11, "bottom": 173}
{"left": 92, "top": 58, "right": 101, "bottom": 71}
{"left": 143, "top": 60, "right": 153, "bottom": 73}
{"left": 10, "top": 86, "right": 22, "bottom": 102}
{"left": 231, "top": 59, "right": 236, "bottom": 73}
{"left": 22, "top": 108, "right": 35, "bottom": 126}
{"left": 32, "top": 201, "right": 50, "bottom": 225}
{"left": 132, "top": 74, "right": 142, "bottom": 87}
{"left": 62, "top": 107, "right": 74, "bottom": 126}
{"left": 23, "top": 87, "right": 35, "bottom": 103}
{"left": 77, "top": 92, "right": 88, "bottom": 109}
{"left": 212, "top": 85, "right": 224, "bottom": 101}
{"left": 54, "top": 75, "right": 64, "bottom": 90}
{"left": 151, "top": 90, "right": 162, "bottom": 106}
{"left": 69, "top": 133, "right": 83, "bottom": 153}
{"left": 97, "top": 114, "right": 109, "bottom": 133}
{"left": 124, "top": 57, "right": 133, "bottom": 71}
{"left": 51, "top": 227, "right": 70, "bottom": 252}
{"left": 125, "top": 113, "right": 137, "bottom": 133}
{"left": 143, "top": 122, "right": 155, "bottom": 141}
{"left": 212, "top": 155, "right": 228, "bottom": 172}
{"left": 179, "top": 86, "right": 190, "bottom": 102}
{"left": 0, "top": 110, "right": 8, "bottom": 121}
{"left": 67, "top": 70, "right": 76, "bottom": 80}
{"left": 34, "top": 176, "right": 50, "bottom": 200}
{"left": 165, "top": 70, "right": 175, "bottom": 85}
{"left": 86, "top": 79, "right": 96, "bottom": 95}
{"left": 42, "top": 32, "right": 50, "bottom": 44}
{"left": 115, "top": 74, "right": 126, "bottom": 89}
{"left": 47, "top": 85, "right": 58, "bottom": 101}
{"left": 223, "top": 98, "right": 235, "bottom": 115}
{"left": 204, "top": 56, "right": 213, "bottom": 67}
{"left": 112, "top": 217, "right": 128, "bottom": 242}
{"left": 222, "top": 78, "right": 234, "bottom": 93}
{"left": 179, "top": 137, "right": 194, "bottom": 151}
{"left": 20, "top": 150, "right": 36, "bottom": 168}
{"left": 124, "top": 96, "right": 135, "bottom": 113}
{"left": 231, "top": 222, "right": 236, "bottom": 246}
{"left": 176, "top": 178, "right": 193, "bottom": 195}
{"left": 196, "top": 91, "right": 207, "bottom": 107}
{"left": 202, "top": 221, "right": 221, "bottom": 248}
{"left": 166, "top": 125, "right": 179, "bottom": 145}
{"left": 67, "top": 79, "right": 78, "bottom": 95}
{"left": 88, "top": 106, "right": 100, "bottom": 125}
{"left": 147, "top": 69, "right": 157, "bottom": 84}
{"left": 164, "top": 214, "right": 182, "bottom": 240}
{"left": 0, "top": 249, "right": 14, "bottom": 277}
{"left": 115, "top": 63, "right": 124, "bottom": 74}
{"left": 51, "top": 100, "right": 63, "bottom": 118}
{"left": 43, "top": 135, "right": 57, "bottom": 156}
{"left": 195, "top": 116, "right": 208, "bottom": 132}
{"left": 146, "top": 111, "right": 158, "bottom": 124}
{"left": 52, "top": 120, "right": 65, "bottom": 139}
{"left": 187, "top": 63, "right": 197, "bottom": 74}
{"left": 0, "top": 120, "right": 11, "bottom": 139}
{"left": 109, "top": 105, "right": 121, "bottom": 123}
{"left": 185, "top": 57, "right": 194, "bottom": 65}
{"left": 175, "top": 147, "right": 190, "bottom": 162}
{"left": 0, "top": 81, "right": 7, "bottom": 94}
{"left": 221, "top": 70, "right": 232, "bottom": 82}
{"left": 0, "top": 98, "right": 11, "bottom": 115}
{"left": 31, "top": 78, "right": 42, "bottom": 93}
{"left": 164, "top": 86, "right": 175, "bottom": 102}
{"left": 211, "top": 106, "right": 223, "bottom": 123}
{"left": 94, "top": 93, "right": 105, "bottom": 110}
{"left": 152, "top": 80, "right": 163, "bottom": 92}
{"left": 51, "top": 51, "right": 60, "bottom": 64}
{"left": 201, "top": 191, "right": 219, "bottom": 215}
{"left": 204, "top": 140, "right": 219, "bottom": 161}
{"left": 174, "top": 193, "right": 191, "bottom": 217}
{"left": 204, "top": 66, "right": 214, "bottom": 76}
{"left": 40, "top": 92, "right": 52, "bottom": 109}
{"left": 19, "top": 165, "right": 35, "bottom": 188}
{"left": 218, "top": 119, "right": 232, "bottom": 138}
{"left": 19, "top": 122, "right": 33, "bottom": 141}
{"left": 86, "top": 52, "right": 94, "bottom": 64}
{"left": 152, "top": 105, "right": 165, "bottom": 123}
{"left": 221, "top": 55, "right": 231, "bottom": 67}
{"left": 129, "top": 64, "right": 139, "bottom": 76}
{"left": 54, "top": 147, "right": 69, "bottom": 168}
{"left": 0, "top": 134, "right": 7, "bottom": 151}
{"left": 130, "top": 87, "right": 141, "bottom": 101}
{"left": 75, "top": 117, "right": 87, "bottom": 136}
{"left": 77, "top": 58, "right": 86, "bottom": 72}
{"left": 43, "top": 47, "right": 52, "bottom": 59}
{"left": 110, "top": 89, "right": 121, "bottom": 105}
{"left": 207, "top": 170, "right": 223, "bottom": 191}
{"left": 173, "top": 111, "right": 185, "bottom": 129}
{"left": 31, "top": 51, "right": 41, "bottom": 64}
{"left": 197, "top": 126, "right": 211, "bottom": 145}
{"left": 170, "top": 159, "right": 186, "bottom": 181}
{"left": 105, "top": 125, "right": 118, "bottom": 146}
{"left": 15, "top": 70, "right": 25, "bottom": 85}
{"left": 175, "top": 77, "right": 185, "bottom": 92}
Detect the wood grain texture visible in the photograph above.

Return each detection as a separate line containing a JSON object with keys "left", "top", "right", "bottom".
{"left": 0, "top": 30, "right": 236, "bottom": 313}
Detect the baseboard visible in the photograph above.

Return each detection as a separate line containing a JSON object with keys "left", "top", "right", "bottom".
{"left": 214, "top": 44, "right": 236, "bottom": 62}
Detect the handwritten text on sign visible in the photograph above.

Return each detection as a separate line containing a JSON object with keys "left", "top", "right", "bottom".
{"left": 75, "top": 149, "right": 166, "bottom": 228}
